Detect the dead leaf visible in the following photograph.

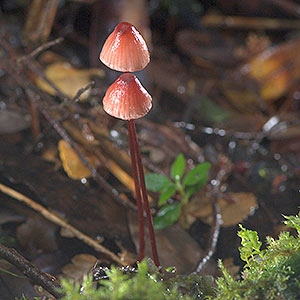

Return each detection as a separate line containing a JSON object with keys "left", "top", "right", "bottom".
{"left": 128, "top": 210, "right": 217, "bottom": 275}
{"left": 35, "top": 62, "right": 104, "bottom": 99}
{"left": 243, "top": 39, "right": 300, "bottom": 102}
{"left": 0, "top": 208, "right": 24, "bottom": 225}
{"left": 193, "top": 192, "right": 257, "bottom": 227}
{"left": 61, "top": 254, "right": 97, "bottom": 282}
{"left": 0, "top": 109, "right": 31, "bottom": 135}
{"left": 58, "top": 139, "right": 98, "bottom": 180}
{"left": 16, "top": 215, "right": 58, "bottom": 252}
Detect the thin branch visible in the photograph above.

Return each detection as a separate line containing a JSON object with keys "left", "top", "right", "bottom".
{"left": 194, "top": 167, "right": 227, "bottom": 274}
{"left": 194, "top": 196, "right": 222, "bottom": 274}
{"left": 0, "top": 183, "right": 127, "bottom": 266}
{"left": 73, "top": 81, "right": 95, "bottom": 103}
{"left": 17, "top": 37, "right": 64, "bottom": 63}
{"left": 0, "top": 242, "right": 63, "bottom": 299}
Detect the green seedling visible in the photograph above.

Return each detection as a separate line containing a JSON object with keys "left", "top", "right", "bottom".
{"left": 145, "top": 154, "right": 211, "bottom": 230}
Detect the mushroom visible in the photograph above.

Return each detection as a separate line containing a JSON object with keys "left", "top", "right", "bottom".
{"left": 99, "top": 23, "right": 160, "bottom": 267}
{"left": 99, "top": 22, "right": 150, "bottom": 72}
{"left": 103, "top": 73, "right": 152, "bottom": 120}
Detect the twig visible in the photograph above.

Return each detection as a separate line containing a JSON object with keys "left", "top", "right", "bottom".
{"left": 61, "top": 81, "right": 95, "bottom": 106}
{"left": 73, "top": 81, "right": 95, "bottom": 102}
{"left": 194, "top": 195, "right": 222, "bottom": 274}
{"left": 0, "top": 242, "right": 63, "bottom": 299}
{"left": 0, "top": 183, "right": 127, "bottom": 266}
{"left": 17, "top": 37, "right": 64, "bottom": 63}
{"left": 194, "top": 167, "right": 227, "bottom": 274}
{"left": 27, "top": 96, "right": 41, "bottom": 140}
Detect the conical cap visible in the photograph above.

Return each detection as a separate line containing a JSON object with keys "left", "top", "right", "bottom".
{"left": 100, "top": 22, "right": 150, "bottom": 72}
{"left": 102, "top": 73, "right": 152, "bottom": 120}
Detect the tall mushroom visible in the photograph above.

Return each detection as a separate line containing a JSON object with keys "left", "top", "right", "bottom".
{"left": 100, "top": 22, "right": 160, "bottom": 267}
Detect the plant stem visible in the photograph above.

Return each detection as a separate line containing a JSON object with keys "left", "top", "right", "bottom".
{"left": 176, "top": 182, "right": 189, "bottom": 229}
{"left": 128, "top": 120, "right": 160, "bottom": 267}
{"left": 128, "top": 121, "right": 145, "bottom": 262}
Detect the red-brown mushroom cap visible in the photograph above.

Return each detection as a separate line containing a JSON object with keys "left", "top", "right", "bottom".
{"left": 102, "top": 73, "right": 152, "bottom": 120}
{"left": 99, "top": 22, "right": 150, "bottom": 72}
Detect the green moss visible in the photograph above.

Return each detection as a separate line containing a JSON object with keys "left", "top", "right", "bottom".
{"left": 19, "top": 212, "right": 300, "bottom": 300}
{"left": 60, "top": 260, "right": 199, "bottom": 300}
{"left": 214, "top": 213, "right": 300, "bottom": 300}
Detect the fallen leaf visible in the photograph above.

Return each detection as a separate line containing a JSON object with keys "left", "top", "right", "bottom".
{"left": 0, "top": 109, "right": 31, "bottom": 135}
{"left": 243, "top": 39, "right": 300, "bottom": 102}
{"left": 58, "top": 139, "right": 98, "bottom": 180}
{"left": 61, "top": 254, "right": 97, "bottom": 282}
{"left": 192, "top": 192, "right": 257, "bottom": 227}
{"left": 35, "top": 62, "right": 104, "bottom": 99}
{"left": 128, "top": 210, "right": 217, "bottom": 275}
{"left": 16, "top": 215, "right": 58, "bottom": 252}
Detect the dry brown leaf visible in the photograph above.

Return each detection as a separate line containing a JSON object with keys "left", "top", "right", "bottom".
{"left": 16, "top": 215, "right": 58, "bottom": 252}
{"left": 35, "top": 62, "right": 104, "bottom": 99}
{"left": 243, "top": 39, "right": 300, "bottom": 102}
{"left": 0, "top": 109, "right": 31, "bottom": 135}
{"left": 58, "top": 139, "right": 98, "bottom": 180}
{"left": 193, "top": 192, "right": 257, "bottom": 227}
{"left": 128, "top": 210, "right": 217, "bottom": 275}
{"left": 222, "top": 81, "right": 261, "bottom": 113}
{"left": 61, "top": 254, "right": 98, "bottom": 282}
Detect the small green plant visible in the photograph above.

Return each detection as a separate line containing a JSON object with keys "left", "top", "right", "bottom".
{"left": 145, "top": 154, "right": 211, "bottom": 229}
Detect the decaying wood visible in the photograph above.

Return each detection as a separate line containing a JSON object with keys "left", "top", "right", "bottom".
{"left": 0, "top": 242, "right": 63, "bottom": 299}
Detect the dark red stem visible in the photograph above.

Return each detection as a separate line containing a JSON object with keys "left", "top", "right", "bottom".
{"left": 128, "top": 120, "right": 160, "bottom": 267}
{"left": 128, "top": 121, "right": 145, "bottom": 261}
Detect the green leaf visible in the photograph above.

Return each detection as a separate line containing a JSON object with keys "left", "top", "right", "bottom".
{"left": 158, "top": 182, "right": 176, "bottom": 206}
{"left": 185, "top": 182, "right": 205, "bottom": 199}
{"left": 153, "top": 203, "right": 181, "bottom": 230}
{"left": 170, "top": 153, "right": 185, "bottom": 181}
{"left": 237, "top": 225, "right": 264, "bottom": 269}
{"left": 183, "top": 162, "right": 211, "bottom": 186}
{"left": 145, "top": 173, "right": 171, "bottom": 192}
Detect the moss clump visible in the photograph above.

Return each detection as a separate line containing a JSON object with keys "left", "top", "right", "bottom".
{"left": 20, "top": 212, "right": 300, "bottom": 300}
{"left": 60, "top": 260, "right": 205, "bottom": 300}
{"left": 214, "top": 213, "right": 300, "bottom": 300}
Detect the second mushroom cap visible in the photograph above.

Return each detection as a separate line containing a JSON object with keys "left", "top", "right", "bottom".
{"left": 102, "top": 73, "right": 152, "bottom": 120}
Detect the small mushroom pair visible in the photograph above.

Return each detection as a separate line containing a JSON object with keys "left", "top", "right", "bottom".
{"left": 99, "top": 22, "right": 160, "bottom": 267}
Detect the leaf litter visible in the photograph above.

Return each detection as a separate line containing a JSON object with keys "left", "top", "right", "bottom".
{"left": 1, "top": 1, "right": 300, "bottom": 298}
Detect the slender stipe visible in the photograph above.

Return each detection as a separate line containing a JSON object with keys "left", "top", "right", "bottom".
{"left": 128, "top": 121, "right": 145, "bottom": 261}
{"left": 128, "top": 120, "right": 160, "bottom": 267}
